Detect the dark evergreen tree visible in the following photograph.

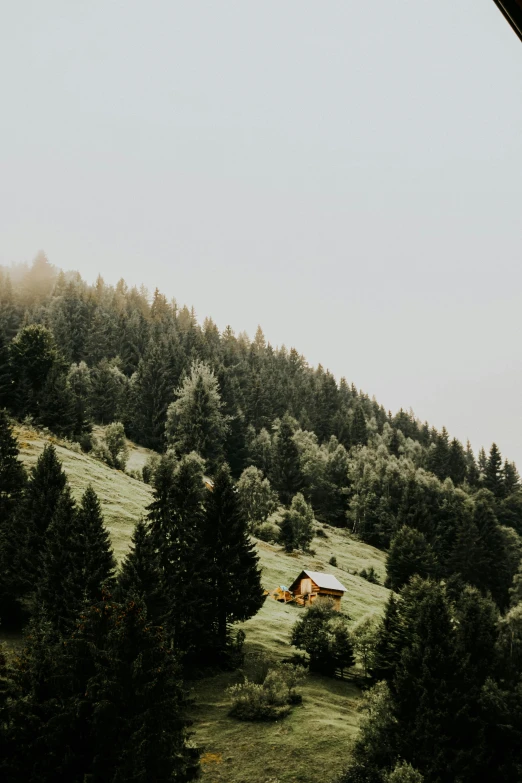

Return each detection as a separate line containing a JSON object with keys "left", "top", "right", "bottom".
{"left": 7, "top": 444, "right": 67, "bottom": 607}
{"left": 8, "top": 324, "right": 59, "bottom": 418}
{"left": 270, "top": 413, "right": 304, "bottom": 505}
{"left": 473, "top": 492, "right": 512, "bottom": 609}
{"left": 503, "top": 460, "right": 520, "bottom": 496}
{"left": 386, "top": 526, "right": 437, "bottom": 591}
{"left": 0, "top": 270, "right": 20, "bottom": 341}
{"left": 116, "top": 519, "right": 168, "bottom": 626}
{"left": 77, "top": 485, "right": 116, "bottom": 603}
{"left": 465, "top": 440, "right": 480, "bottom": 486}
{"left": 477, "top": 447, "right": 488, "bottom": 481}
{"left": 390, "top": 580, "right": 468, "bottom": 781}
{"left": 0, "top": 332, "right": 12, "bottom": 408}
{"left": 5, "top": 598, "right": 199, "bottom": 783}
{"left": 50, "top": 279, "right": 90, "bottom": 363}
{"left": 246, "top": 371, "right": 271, "bottom": 431}
{"left": 485, "top": 443, "right": 504, "bottom": 499}
{"left": 90, "top": 358, "right": 127, "bottom": 425}
{"left": 447, "top": 438, "right": 467, "bottom": 485}
{"left": 203, "top": 464, "right": 264, "bottom": 660}
{"left": 128, "top": 339, "right": 178, "bottom": 450}
{"left": 388, "top": 427, "right": 401, "bottom": 457}
{"left": 148, "top": 453, "right": 208, "bottom": 659}
{"left": 0, "top": 410, "right": 26, "bottom": 522}
{"left": 449, "top": 513, "right": 482, "bottom": 586}
{"left": 67, "top": 362, "right": 93, "bottom": 440}
{"left": 314, "top": 369, "right": 339, "bottom": 443}
{"left": 351, "top": 404, "right": 368, "bottom": 447}
{"left": 426, "top": 427, "right": 450, "bottom": 481}
{"left": 35, "top": 487, "right": 85, "bottom": 634}
{"left": 0, "top": 411, "right": 26, "bottom": 621}
{"left": 371, "top": 593, "right": 402, "bottom": 683}
{"left": 37, "top": 362, "right": 76, "bottom": 438}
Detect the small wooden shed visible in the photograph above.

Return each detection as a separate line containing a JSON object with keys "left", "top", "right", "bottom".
{"left": 288, "top": 570, "right": 347, "bottom": 610}
{"left": 268, "top": 585, "right": 293, "bottom": 603}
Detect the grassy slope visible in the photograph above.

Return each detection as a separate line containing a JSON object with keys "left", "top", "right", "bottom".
{"left": 14, "top": 425, "right": 153, "bottom": 562}
{"left": 13, "top": 425, "right": 390, "bottom": 783}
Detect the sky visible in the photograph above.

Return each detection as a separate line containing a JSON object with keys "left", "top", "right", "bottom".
{"left": 1, "top": 1, "right": 522, "bottom": 465}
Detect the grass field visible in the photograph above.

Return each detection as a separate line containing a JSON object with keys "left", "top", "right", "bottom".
{"left": 14, "top": 424, "right": 154, "bottom": 561}
{"left": 10, "top": 424, "right": 390, "bottom": 783}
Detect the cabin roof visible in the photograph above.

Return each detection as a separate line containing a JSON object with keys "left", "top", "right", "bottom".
{"left": 290, "top": 570, "right": 347, "bottom": 593}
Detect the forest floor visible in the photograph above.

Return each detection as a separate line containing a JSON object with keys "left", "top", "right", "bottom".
{"left": 7, "top": 424, "right": 390, "bottom": 783}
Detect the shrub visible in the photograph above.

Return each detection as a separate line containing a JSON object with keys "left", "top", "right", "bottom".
{"left": 228, "top": 663, "right": 305, "bottom": 721}
{"left": 255, "top": 521, "right": 280, "bottom": 543}
{"left": 94, "top": 422, "right": 129, "bottom": 470}
{"left": 385, "top": 762, "right": 424, "bottom": 782}
{"left": 142, "top": 452, "right": 161, "bottom": 484}
{"left": 329, "top": 555, "right": 338, "bottom": 567}
{"left": 315, "top": 527, "right": 328, "bottom": 539}
{"left": 77, "top": 431, "right": 93, "bottom": 453}
{"left": 358, "top": 566, "right": 380, "bottom": 585}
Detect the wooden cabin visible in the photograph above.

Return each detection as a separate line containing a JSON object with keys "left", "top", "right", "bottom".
{"left": 288, "top": 570, "right": 347, "bottom": 610}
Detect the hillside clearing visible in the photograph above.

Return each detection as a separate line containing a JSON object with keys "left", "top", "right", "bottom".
{"left": 11, "top": 424, "right": 390, "bottom": 782}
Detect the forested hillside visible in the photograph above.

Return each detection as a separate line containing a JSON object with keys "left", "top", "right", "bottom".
{"left": 1, "top": 253, "right": 522, "bottom": 782}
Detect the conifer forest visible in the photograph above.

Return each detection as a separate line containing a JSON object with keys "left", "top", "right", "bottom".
{"left": 1, "top": 254, "right": 522, "bottom": 783}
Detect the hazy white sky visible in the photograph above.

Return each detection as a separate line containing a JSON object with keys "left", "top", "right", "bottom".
{"left": 1, "top": 1, "right": 522, "bottom": 464}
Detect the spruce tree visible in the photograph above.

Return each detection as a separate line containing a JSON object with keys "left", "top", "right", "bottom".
{"left": 484, "top": 443, "right": 504, "bottom": 499}
{"left": 390, "top": 580, "right": 466, "bottom": 781}
{"left": 89, "top": 358, "right": 127, "bottom": 425}
{"left": 8, "top": 324, "right": 58, "bottom": 418}
{"left": 37, "top": 363, "right": 76, "bottom": 438}
{"left": 5, "top": 598, "right": 199, "bottom": 783}
{"left": 66, "top": 362, "right": 93, "bottom": 440}
{"left": 35, "top": 487, "right": 85, "bottom": 634}
{"left": 314, "top": 370, "right": 339, "bottom": 443}
{"left": 465, "top": 441, "right": 480, "bottom": 486}
{"left": 116, "top": 519, "right": 167, "bottom": 626}
{"left": 503, "top": 460, "right": 520, "bottom": 496}
{"left": 449, "top": 513, "right": 482, "bottom": 586}
{"left": 371, "top": 593, "right": 402, "bottom": 682}
{"left": 447, "top": 438, "right": 467, "bottom": 485}
{"left": 128, "top": 339, "right": 177, "bottom": 450}
{"left": 7, "top": 444, "right": 67, "bottom": 605}
{"left": 0, "top": 332, "right": 13, "bottom": 408}
{"left": 74, "top": 597, "right": 199, "bottom": 783}
{"left": 203, "top": 464, "right": 264, "bottom": 660}
{"left": 386, "top": 526, "right": 437, "bottom": 591}
{"left": 0, "top": 411, "right": 27, "bottom": 621}
{"left": 270, "top": 413, "right": 303, "bottom": 505}
{"left": 148, "top": 453, "right": 209, "bottom": 659}
{"left": 477, "top": 447, "right": 488, "bottom": 481}
{"left": 427, "top": 427, "right": 450, "bottom": 480}
{"left": 77, "top": 485, "right": 116, "bottom": 603}
{"left": 473, "top": 493, "right": 512, "bottom": 609}
{"left": 351, "top": 405, "right": 368, "bottom": 447}
{"left": 0, "top": 410, "right": 26, "bottom": 521}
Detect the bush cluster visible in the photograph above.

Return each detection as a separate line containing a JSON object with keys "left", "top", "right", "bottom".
{"left": 228, "top": 663, "right": 305, "bottom": 721}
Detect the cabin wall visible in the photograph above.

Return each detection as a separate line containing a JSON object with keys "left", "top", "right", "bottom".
{"left": 292, "top": 578, "right": 344, "bottom": 610}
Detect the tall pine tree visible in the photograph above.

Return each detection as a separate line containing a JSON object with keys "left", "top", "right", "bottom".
{"left": 270, "top": 413, "right": 303, "bottom": 505}
{"left": 203, "top": 464, "right": 264, "bottom": 661}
